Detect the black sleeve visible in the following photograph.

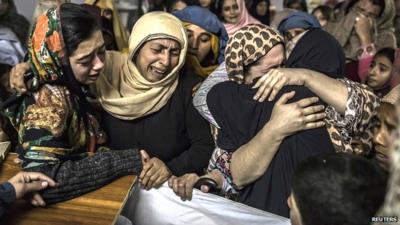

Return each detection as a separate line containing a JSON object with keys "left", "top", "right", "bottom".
{"left": 167, "top": 72, "right": 214, "bottom": 176}
{"left": 0, "top": 182, "right": 16, "bottom": 218}
{"left": 25, "top": 148, "right": 142, "bottom": 204}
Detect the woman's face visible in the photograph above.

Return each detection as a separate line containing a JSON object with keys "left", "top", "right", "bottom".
{"left": 256, "top": 1, "right": 268, "bottom": 16}
{"left": 288, "top": 2, "right": 304, "bottom": 11}
{"left": 373, "top": 105, "right": 398, "bottom": 170}
{"left": 186, "top": 24, "right": 212, "bottom": 64}
{"left": 355, "top": 0, "right": 382, "bottom": 18}
{"left": 0, "top": 0, "right": 9, "bottom": 16}
{"left": 367, "top": 55, "right": 393, "bottom": 90}
{"left": 313, "top": 9, "right": 327, "bottom": 26}
{"left": 245, "top": 44, "right": 285, "bottom": 83}
{"left": 135, "top": 39, "right": 181, "bottom": 82}
{"left": 199, "top": 0, "right": 212, "bottom": 8}
{"left": 69, "top": 30, "right": 105, "bottom": 85}
{"left": 222, "top": 0, "right": 240, "bottom": 24}
{"left": 171, "top": 1, "right": 187, "bottom": 12}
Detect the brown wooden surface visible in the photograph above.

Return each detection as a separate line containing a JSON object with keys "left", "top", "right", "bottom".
{"left": 0, "top": 153, "right": 136, "bottom": 225}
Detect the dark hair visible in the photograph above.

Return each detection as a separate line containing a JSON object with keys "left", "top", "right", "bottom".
{"left": 292, "top": 153, "right": 387, "bottom": 225}
{"left": 312, "top": 5, "right": 334, "bottom": 22}
{"left": 166, "top": 0, "right": 200, "bottom": 12}
{"left": 250, "top": 0, "right": 271, "bottom": 25}
{"left": 346, "top": 0, "right": 385, "bottom": 17}
{"left": 60, "top": 3, "right": 100, "bottom": 55}
{"left": 217, "top": 0, "right": 231, "bottom": 21}
{"left": 375, "top": 47, "right": 395, "bottom": 63}
{"left": 285, "top": 0, "right": 308, "bottom": 12}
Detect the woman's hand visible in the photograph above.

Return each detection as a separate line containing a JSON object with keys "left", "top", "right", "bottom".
{"left": 168, "top": 170, "right": 223, "bottom": 201}
{"left": 252, "top": 68, "right": 307, "bottom": 102}
{"left": 10, "top": 62, "right": 29, "bottom": 93}
{"left": 139, "top": 153, "right": 171, "bottom": 190}
{"left": 8, "top": 171, "right": 58, "bottom": 206}
{"left": 354, "top": 13, "right": 373, "bottom": 45}
{"left": 268, "top": 91, "right": 326, "bottom": 138}
{"left": 168, "top": 173, "right": 200, "bottom": 201}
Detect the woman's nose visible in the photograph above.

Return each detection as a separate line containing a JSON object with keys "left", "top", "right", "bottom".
{"left": 92, "top": 55, "right": 105, "bottom": 71}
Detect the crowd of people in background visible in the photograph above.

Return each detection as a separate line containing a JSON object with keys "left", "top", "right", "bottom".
{"left": 0, "top": 0, "right": 399, "bottom": 225}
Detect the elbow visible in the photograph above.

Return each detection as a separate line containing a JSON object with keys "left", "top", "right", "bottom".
{"left": 231, "top": 167, "right": 264, "bottom": 189}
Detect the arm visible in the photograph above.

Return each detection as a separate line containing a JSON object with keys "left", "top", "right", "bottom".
{"left": 254, "top": 68, "right": 348, "bottom": 114}
{"left": 230, "top": 91, "right": 325, "bottom": 188}
{"left": 26, "top": 149, "right": 142, "bottom": 204}
{"left": 6, "top": 86, "right": 143, "bottom": 204}
{"left": 325, "top": 78, "right": 380, "bottom": 155}
{"left": 303, "top": 69, "right": 348, "bottom": 113}
{"left": 169, "top": 91, "right": 325, "bottom": 199}
{"left": 230, "top": 122, "right": 284, "bottom": 188}
{"left": 0, "top": 171, "right": 57, "bottom": 217}
{"left": 167, "top": 95, "right": 215, "bottom": 176}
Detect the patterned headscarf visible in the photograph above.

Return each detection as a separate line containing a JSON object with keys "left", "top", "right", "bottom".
{"left": 28, "top": 7, "right": 67, "bottom": 86}
{"left": 225, "top": 23, "right": 284, "bottom": 83}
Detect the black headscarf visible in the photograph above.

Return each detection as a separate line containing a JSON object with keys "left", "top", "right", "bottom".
{"left": 206, "top": 27, "right": 344, "bottom": 218}
{"left": 285, "top": 28, "right": 346, "bottom": 78}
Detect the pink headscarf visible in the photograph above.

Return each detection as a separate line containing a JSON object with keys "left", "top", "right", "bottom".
{"left": 223, "top": 0, "right": 260, "bottom": 36}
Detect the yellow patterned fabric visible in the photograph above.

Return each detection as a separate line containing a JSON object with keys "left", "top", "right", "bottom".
{"left": 2, "top": 7, "right": 106, "bottom": 168}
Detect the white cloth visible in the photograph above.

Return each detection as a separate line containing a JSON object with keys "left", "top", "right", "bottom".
{"left": 124, "top": 183, "right": 291, "bottom": 225}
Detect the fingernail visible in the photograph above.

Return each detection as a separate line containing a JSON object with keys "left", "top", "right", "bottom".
{"left": 253, "top": 95, "right": 259, "bottom": 100}
{"left": 41, "top": 181, "right": 48, "bottom": 188}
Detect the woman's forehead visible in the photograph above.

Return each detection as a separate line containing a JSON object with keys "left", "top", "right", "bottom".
{"left": 146, "top": 38, "right": 181, "bottom": 49}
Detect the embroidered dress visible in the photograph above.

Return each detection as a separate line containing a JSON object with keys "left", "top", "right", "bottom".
{"left": 1, "top": 6, "right": 142, "bottom": 204}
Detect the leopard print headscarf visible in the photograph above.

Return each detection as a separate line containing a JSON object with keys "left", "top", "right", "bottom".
{"left": 225, "top": 24, "right": 284, "bottom": 83}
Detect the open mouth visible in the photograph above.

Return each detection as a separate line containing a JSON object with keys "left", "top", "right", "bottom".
{"left": 151, "top": 66, "right": 167, "bottom": 78}
{"left": 88, "top": 74, "right": 100, "bottom": 81}
{"left": 229, "top": 16, "right": 238, "bottom": 21}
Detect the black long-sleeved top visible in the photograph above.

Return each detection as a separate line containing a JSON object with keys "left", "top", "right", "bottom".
{"left": 0, "top": 182, "right": 15, "bottom": 218}
{"left": 102, "top": 70, "right": 214, "bottom": 176}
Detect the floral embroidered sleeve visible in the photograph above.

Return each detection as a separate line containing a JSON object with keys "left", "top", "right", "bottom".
{"left": 325, "top": 78, "right": 380, "bottom": 155}
{"left": 207, "top": 147, "right": 239, "bottom": 197}
{"left": 3, "top": 85, "right": 143, "bottom": 204}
